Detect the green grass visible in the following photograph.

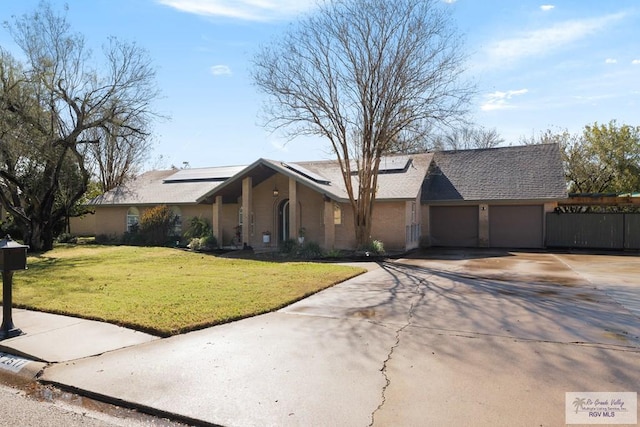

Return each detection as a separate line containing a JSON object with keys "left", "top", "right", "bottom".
{"left": 8, "top": 245, "right": 364, "bottom": 337}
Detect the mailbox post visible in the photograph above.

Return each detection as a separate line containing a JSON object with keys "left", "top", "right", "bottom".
{"left": 0, "top": 235, "right": 28, "bottom": 340}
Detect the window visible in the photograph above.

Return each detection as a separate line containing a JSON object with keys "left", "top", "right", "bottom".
{"left": 171, "top": 206, "right": 182, "bottom": 235}
{"left": 334, "top": 203, "right": 342, "bottom": 225}
{"left": 126, "top": 207, "right": 140, "bottom": 232}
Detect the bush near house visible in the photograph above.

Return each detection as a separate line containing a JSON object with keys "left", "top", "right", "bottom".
{"left": 184, "top": 216, "right": 212, "bottom": 240}
{"left": 184, "top": 216, "right": 218, "bottom": 251}
{"left": 139, "top": 205, "right": 178, "bottom": 245}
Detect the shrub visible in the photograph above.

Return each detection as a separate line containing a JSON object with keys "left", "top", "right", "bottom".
{"left": 366, "top": 239, "right": 385, "bottom": 255}
{"left": 201, "top": 234, "right": 217, "bottom": 249}
{"left": 95, "top": 234, "right": 118, "bottom": 244}
{"left": 278, "top": 239, "right": 323, "bottom": 259}
{"left": 188, "top": 235, "right": 218, "bottom": 252}
{"left": 298, "top": 241, "right": 322, "bottom": 259}
{"left": 279, "top": 238, "right": 298, "bottom": 255}
{"left": 56, "top": 233, "right": 77, "bottom": 244}
{"left": 184, "top": 216, "right": 212, "bottom": 239}
{"left": 139, "top": 205, "right": 177, "bottom": 246}
{"left": 122, "top": 229, "right": 145, "bottom": 246}
{"left": 323, "top": 248, "right": 343, "bottom": 259}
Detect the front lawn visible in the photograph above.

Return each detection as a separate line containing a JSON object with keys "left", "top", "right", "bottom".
{"left": 9, "top": 245, "right": 364, "bottom": 336}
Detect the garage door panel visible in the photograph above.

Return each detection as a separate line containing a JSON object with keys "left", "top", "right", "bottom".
{"left": 431, "top": 206, "right": 478, "bottom": 247}
{"left": 489, "top": 205, "right": 543, "bottom": 248}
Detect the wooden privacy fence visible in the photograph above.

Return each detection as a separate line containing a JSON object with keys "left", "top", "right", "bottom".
{"left": 546, "top": 212, "right": 640, "bottom": 250}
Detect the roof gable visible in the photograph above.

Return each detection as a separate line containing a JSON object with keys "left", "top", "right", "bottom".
{"left": 422, "top": 143, "right": 568, "bottom": 202}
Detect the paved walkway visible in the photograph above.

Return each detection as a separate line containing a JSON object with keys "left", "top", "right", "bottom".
{"left": 0, "top": 251, "right": 638, "bottom": 426}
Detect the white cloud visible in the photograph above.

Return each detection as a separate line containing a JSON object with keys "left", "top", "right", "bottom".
{"left": 483, "top": 12, "right": 627, "bottom": 67}
{"left": 269, "top": 138, "right": 288, "bottom": 152}
{"left": 481, "top": 89, "right": 529, "bottom": 111}
{"left": 540, "top": 5, "right": 555, "bottom": 12}
{"left": 632, "top": 59, "right": 640, "bottom": 65}
{"left": 157, "top": 0, "right": 317, "bottom": 22}
{"left": 210, "top": 65, "right": 232, "bottom": 75}
{"left": 605, "top": 58, "right": 618, "bottom": 64}
{"left": 443, "top": 0, "right": 457, "bottom": 3}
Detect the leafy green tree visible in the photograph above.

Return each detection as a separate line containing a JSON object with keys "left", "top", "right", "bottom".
{"left": 253, "top": 0, "right": 472, "bottom": 248}
{"left": 0, "top": 2, "right": 159, "bottom": 250}
{"left": 576, "top": 121, "right": 640, "bottom": 194}
{"left": 521, "top": 121, "right": 640, "bottom": 194}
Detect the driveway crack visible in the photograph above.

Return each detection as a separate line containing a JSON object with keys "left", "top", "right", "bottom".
{"left": 369, "top": 279, "right": 427, "bottom": 426}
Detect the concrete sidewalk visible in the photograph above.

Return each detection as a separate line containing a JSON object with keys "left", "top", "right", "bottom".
{"left": 0, "top": 308, "right": 158, "bottom": 387}
{"left": 0, "top": 252, "right": 638, "bottom": 426}
{"left": 0, "top": 309, "right": 159, "bottom": 363}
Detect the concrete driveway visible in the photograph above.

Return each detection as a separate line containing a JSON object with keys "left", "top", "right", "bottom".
{"left": 41, "top": 250, "right": 640, "bottom": 426}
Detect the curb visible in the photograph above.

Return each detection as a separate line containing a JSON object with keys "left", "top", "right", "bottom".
{"left": 0, "top": 351, "right": 47, "bottom": 387}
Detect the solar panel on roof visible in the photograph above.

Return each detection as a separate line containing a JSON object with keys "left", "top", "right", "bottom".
{"left": 378, "top": 156, "right": 412, "bottom": 173}
{"left": 349, "top": 156, "right": 413, "bottom": 175}
{"left": 281, "top": 162, "right": 331, "bottom": 185}
{"left": 163, "top": 166, "right": 245, "bottom": 183}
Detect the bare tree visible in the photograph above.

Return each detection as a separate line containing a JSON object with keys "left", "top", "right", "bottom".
{"left": 429, "top": 126, "right": 503, "bottom": 151}
{"left": 253, "top": 0, "right": 472, "bottom": 248}
{"left": 0, "top": 2, "right": 159, "bottom": 250}
{"left": 87, "top": 119, "right": 153, "bottom": 192}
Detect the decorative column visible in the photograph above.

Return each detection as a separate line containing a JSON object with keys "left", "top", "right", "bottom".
{"left": 478, "top": 204, "right": 490, "bottom": 247}
{"left": 288, "top": 177, "right": 298, "bottom": 240}
{"left": 242, "top": 177, "right": 253, "bottom": 247}
{"left": 212, "top": 195, "right": 223, "bottom": 248}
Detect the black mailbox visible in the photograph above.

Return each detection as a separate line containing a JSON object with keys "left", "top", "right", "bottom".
{"left": 0, "top": 235, "right": 28, "bottom": 271}
{"left": 0, "top": 235, "right": 28, "bottom": 340}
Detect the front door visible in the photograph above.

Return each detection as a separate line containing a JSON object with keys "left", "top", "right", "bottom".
{"left": 278, "top": 199, "right": 290, "bottom": 242}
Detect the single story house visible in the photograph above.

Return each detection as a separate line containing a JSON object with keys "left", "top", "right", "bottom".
{"left": 77, "top": 143, "right": 568, "bottom": 250}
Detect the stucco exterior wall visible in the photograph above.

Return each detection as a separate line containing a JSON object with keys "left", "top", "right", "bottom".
{"left": 94, "top": 206, "right": 130, "bottom": 237}
{"left": 69, "top": 213, "right": 97, "bottom": 236}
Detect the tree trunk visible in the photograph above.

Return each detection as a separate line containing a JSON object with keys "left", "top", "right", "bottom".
{"left": 354, "top": 218, "right": 372, "bottom": 249}
{"left": 26, "top": 221, "right": 43, "bottom": 252}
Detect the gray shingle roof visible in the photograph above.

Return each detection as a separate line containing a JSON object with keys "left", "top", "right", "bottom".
{"left": 421, "top": 143, "right": 568, "bottom": 202}
{"left": 91, "top": 144, "right": 567, "bottom": 207}
{"left": 90, "top": 166, "right": 245, "bottom": 205}
{"left": 273, "top": 152, "right": 434, "bottom": 201}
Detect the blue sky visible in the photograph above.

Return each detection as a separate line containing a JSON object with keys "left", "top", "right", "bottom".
{"left": 1, "top": 0, "right": 639, "bottom": 168}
